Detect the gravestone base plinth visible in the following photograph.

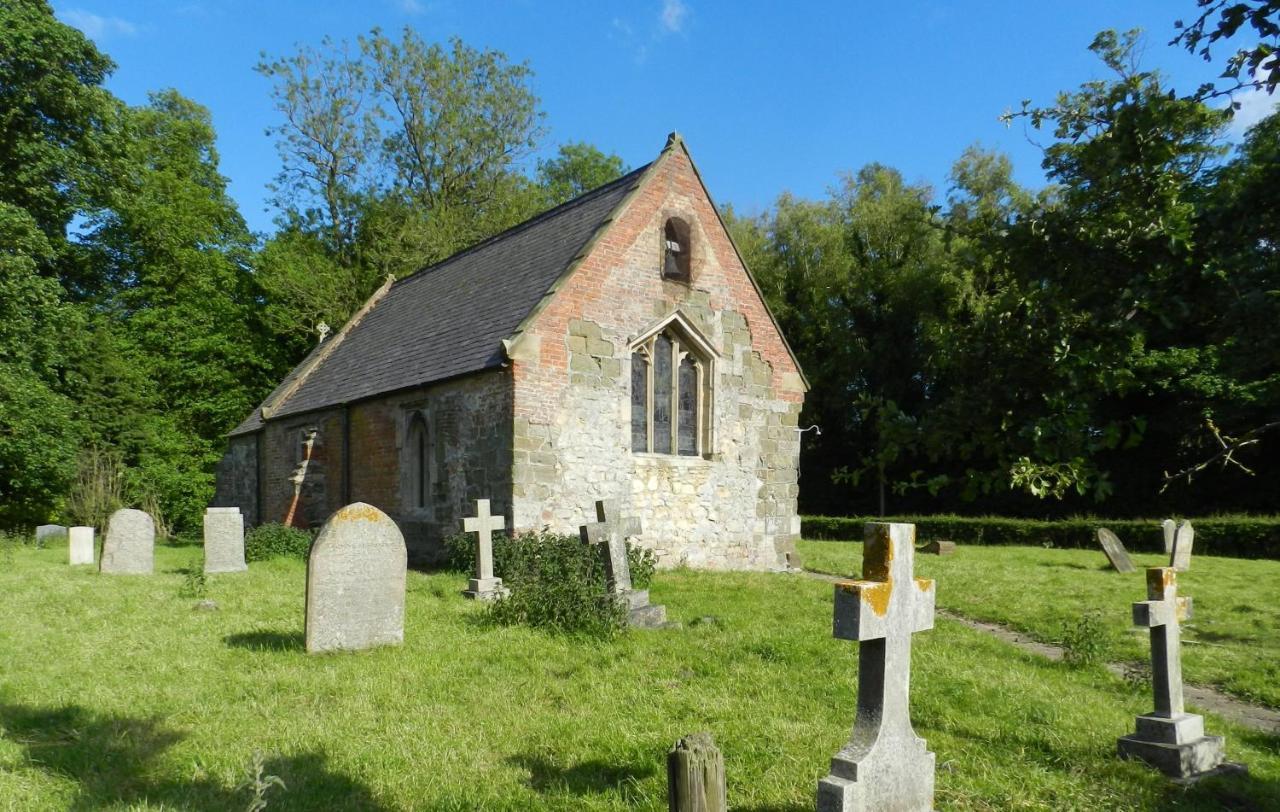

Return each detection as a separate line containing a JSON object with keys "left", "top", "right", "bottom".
{"left": 1118, "top": 712, "right": 1229, "bottom": 779}
{"left": 464, "top": 576, "right": 509, "bottom": 601}
{"left": 621, "top": 589, "right": 667, "bottom": 628}
{"left": 817, "top": 746, "right": 936, "bottom": 812}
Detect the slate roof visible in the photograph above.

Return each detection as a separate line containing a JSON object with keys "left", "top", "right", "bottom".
{"left": 230, "top": 164, "right": 649, "bottom": 436}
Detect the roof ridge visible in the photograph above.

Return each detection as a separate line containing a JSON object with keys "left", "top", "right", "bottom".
{"left": 394, "top": 163, "right": 650, "bottom": 287}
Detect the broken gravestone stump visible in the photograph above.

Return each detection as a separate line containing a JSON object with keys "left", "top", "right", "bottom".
{"left": 305, "top": 503, "right": 406, "bottom": 654}
{"left": 1118, "top": 567, "right": 1244, "bottom": 781}
{"left": 462, "top": 498, "right": 508, "bottom": 600}
{"left": 100, "top": 509, "right": 154, "bottom": 575}
{"left": 1097, "top": 528, "right": 1136, "bottom": 573}
{"left": 1170, "top": 520, "right": 1194, "bottom": 572}
{"left": 580, "top": 500, "right": 666, "bottom": 628}
{"left": 817, "top": 522, "right": 936, "bottom": 812}
{"left": 667, "top": 732, "right": 726, "bottom": 812}
{"left": 921, "top": 539, "right": 956, "bottom": 556}
{"left": 69, "top": 526, "right": 94, "bottom": 566}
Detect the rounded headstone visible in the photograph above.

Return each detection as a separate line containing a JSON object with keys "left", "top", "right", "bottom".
{"left": 305, "top": 503, "right": 407, "bottom": 654}
{"left": 101, "top": 509, "right": 155, "bottom": 575}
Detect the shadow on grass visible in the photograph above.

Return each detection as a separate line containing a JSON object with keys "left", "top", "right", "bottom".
{"left": 0, "top": 701, "right": 387, "bottom": 810}
{"left": 508, "top": 753, "right": 655, "bottom": 796}
{"left": 1153, "top": 764, "right": 1280, "bottom": 811}
{"left": 223, "top": 630, "right": 305, "bottom": 652}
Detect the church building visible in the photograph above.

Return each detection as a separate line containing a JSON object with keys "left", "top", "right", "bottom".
{"left": 216, "top": 134, "right": 807, "bottom": 570}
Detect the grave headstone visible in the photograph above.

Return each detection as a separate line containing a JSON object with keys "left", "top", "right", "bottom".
{"left": 305, "top": 502, "right": 406, "bottom": 654}
{"left": 69, "top": 526, "right": 94, "bottom": 566}
{"left": 1170, "top": 520, "right": 1194, "bottom": 572}
{"left": 1117, "top": 567, "right": 1241, "bottom": 779}
{"left": 921, "top": 539, "right": 956, "bottom": 556}
{"left": 668, "top": 732, "right": 726, "bottom": 812}
{"left": 579, "top": 500, "right": 666, "bottom": 628}
{"left": 817, "top": 522, "right": 936, "bottom": 812}
{"left": 1097, "top": 528, "right": 1136, "bottom": 573}
{"left": 463, "top": 498, "right": 507, "bottom": 600}
{"left": 35, "top": 524, "right": 67, "bottom": 547}
{"left": 203, "top": 507, "right": 247, "bottom": 574}
{"left": 100, "top": 508, "right": 154, "bottom": 574}
{"left": 1161, "top": 519, "right": 1177, "bottom": 555}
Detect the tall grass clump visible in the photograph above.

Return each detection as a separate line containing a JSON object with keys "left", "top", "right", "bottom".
{"left": 245, "top": 523, "right": 313, "bottom": 562}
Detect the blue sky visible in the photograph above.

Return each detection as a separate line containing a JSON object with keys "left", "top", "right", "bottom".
{"left": 57, "top": 1, "right": 1278, "bottom": 235}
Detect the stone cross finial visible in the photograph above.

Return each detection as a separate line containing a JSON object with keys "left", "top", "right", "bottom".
{"left": 580, "top": 499, "right": 640, "bottom": 594}
{"left": 1118, "top": 567, "right": 1234, "bottom": 779}
{"left": 316, "top": 321, "right": 331, "bottom": 343}
{"left": 818, "top": 523, "right": 936, "bottom": 812}
{"left": 463, "top": 499, "right": 507, "bottom": 600}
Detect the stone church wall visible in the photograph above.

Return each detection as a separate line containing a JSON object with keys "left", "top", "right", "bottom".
{"left": 510, "top": 146, "right": 805, "bottom": 570}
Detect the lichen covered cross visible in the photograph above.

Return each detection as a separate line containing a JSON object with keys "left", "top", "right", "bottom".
{"left": 1134, "top": 567, "right": 1193, "bottom": 718}
{"left": 817, "top": 522, "right": 937, "bottom": 812}
{"left": 463, "top": 499, "right": 505, "bottom": 582}
{"left": 579, "top": 500, "right": 640, "bottom": 594}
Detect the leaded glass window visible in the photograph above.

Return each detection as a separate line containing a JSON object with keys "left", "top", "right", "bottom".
{"left": 630, "top": 325, "right": 710, "bottom": 456}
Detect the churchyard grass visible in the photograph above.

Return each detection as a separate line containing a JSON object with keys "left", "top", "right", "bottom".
{"left": 2, "top": 542, "right": 1278, "bottom": 810}
{"left": 798, "top": 538, "right": 1280, "bottom": 709}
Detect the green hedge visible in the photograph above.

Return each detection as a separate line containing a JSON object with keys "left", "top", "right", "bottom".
{"left": 801, "top": 515, "right": 1280, "bottom": 559}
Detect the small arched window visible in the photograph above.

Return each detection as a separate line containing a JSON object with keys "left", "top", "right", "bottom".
{"left": 662, "top": 218, "right": 691, "bottom": 281}
{"left": 631, "top": 322, "right": 711, "bottom": 456}
{"left": 407, "top": 413, "right": 429, "bottom": 509}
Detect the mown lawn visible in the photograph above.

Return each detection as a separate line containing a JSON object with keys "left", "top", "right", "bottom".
{"left": 798, "top": 538, "right": 1280, "bottom": 709}
{"left": 0, "top": 542, "right": 1277, "bottom": 810}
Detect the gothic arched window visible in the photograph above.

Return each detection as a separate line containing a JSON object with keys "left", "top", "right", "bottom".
{"left": 631, "top": 319, "right": 712, "bottom": 456}
{"left": 407, "top": 412, "right": 429, "bottom": 509}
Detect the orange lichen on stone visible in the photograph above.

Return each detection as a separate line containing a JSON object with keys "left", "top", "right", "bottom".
{"left": 914, "top": 577, "right": 934, "bottom": 592}
{"left": 1146, "top": 567, "right": 1175, "bottom": 599}
{"left": 335, "top": 503, "right": 386, "bottom": 523}
{"left": 862, "top": 529, "right": 892, "bottom": 582}
{"left": 1176, "top": 596, "right": 1192, "bottom": 622}
{"left": 854, "top": 580, "right": 893, "bottom": 617}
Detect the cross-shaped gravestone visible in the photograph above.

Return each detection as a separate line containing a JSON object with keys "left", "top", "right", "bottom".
{"left": 579, "top": 501, "right": 666, "bottom": 627}
{"left": 1169, "top": 520, "right": 1194, "bottom": 572}
{"left": 818, "top": 522, "right": 936, "bottom": 812}
{"left": 463, "top": 499, "right": 507, "bottom": 600}
{"left": 1097, "top": 527, "right": 1136, "bottom": 573}
{"left": 1117, "top": 567, "right": 1234, "bottom": 779}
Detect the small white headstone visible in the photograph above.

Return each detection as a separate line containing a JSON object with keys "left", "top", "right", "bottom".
{"left": 69, "top": 526, "right": 95, "bottom": 566}
{"left": 305, "top": 503, "right": 407, "bottom": 654}
{"left": 100, "top": 509, "right": 154, "bottom": 575}
{"left": 1170, "top": 521, "right": 1194, "bottom": 572}
{"left": 1161, "top": 519, "right": 1177, "bottom": 555}
{"left": 203, "top": 507, "right": 247, "bottom": 574}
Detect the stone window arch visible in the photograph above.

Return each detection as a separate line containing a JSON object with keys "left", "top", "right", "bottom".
{"left": 630, "top": 313, "right": 717, "bottom": 456}
{"left": 406, "top": 412, "right": 430, "bottom": 509}
{"left": 662, "top": 217, "right": 692, "bottom": 281}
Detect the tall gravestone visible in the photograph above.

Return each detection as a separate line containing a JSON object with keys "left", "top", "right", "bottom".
{"left": 203, "top": 507, "right": 247, "bottom": 574}
{"left": 462, "top": 499, "right": 507, "bottom": 600}
{"left": 69, "top": 526, "right": 95, "bottom": 566}
{"left": 818, "top": 522, "right": 936, "bottom": 812}
{"left": 35, "top": 524, "right": 67, "bottom": 547}
{"left": 100, "top": 509, "right": 154, "bottom": 575}
{"left": 580, "top": 500, "right": 666, "bottom": 628}
{"left": 1118, "top": 567, "right": 1241, "bottom": 779}
{"left": 1170, "top": 520, "right": 1194, "bottom": 572}
{"left": 305, "top": 503, "right": 407, "bottom": 654}
{"left": 1097, "top": 528, "right": 1136, "bottom": 573}
{"left": 1161, "top": 519, "right": 1177, "bottom": 555}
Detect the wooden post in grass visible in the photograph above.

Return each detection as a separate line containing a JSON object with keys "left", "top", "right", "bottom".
{"left": 667, "top": 732, "right": 726, "bottom": 812}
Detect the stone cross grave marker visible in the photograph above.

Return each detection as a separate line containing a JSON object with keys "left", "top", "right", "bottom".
{"left": 1162, "top": 519, "right": 1177, "bottom": 555}
{"left": 35, "top": 524, "right": 67, "bottom": 547}
{"left": 580, "top": 500, "right": 666, "bottom": 628}
{"left": 1118, "top": 567, "right": 1237, "bottom": 779}
{"left": 100, "top": 508, "right": 154, "bottom": 575}
{"left": 463, "top": 498, "right": 507, "bottom": 600}
{"left": 1170, "top": 520, "right": 1194, "bottom": 572}
{"left": 305, "top": 502, "right": 407, "bottom": 654}
{"left": 1097, "top": 527, "right": 1136, "bottom": 573}
{"left": 69, "top": 526, "right": 94, "bottom": 566}
{"left": 817, "top": 522, "right": 936, "bottom": 812}
{"left": 203, "top": 507, "right": 247, "bottom": 574}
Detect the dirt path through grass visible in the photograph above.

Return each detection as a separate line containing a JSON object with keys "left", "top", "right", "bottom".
{"left": 800, "top": 568, "right": 1280, "bottom": 735}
